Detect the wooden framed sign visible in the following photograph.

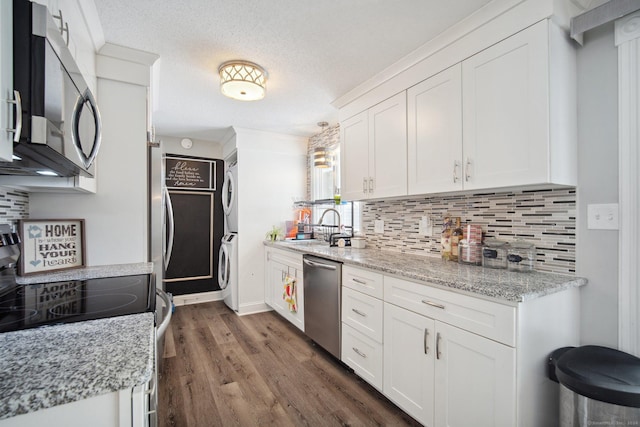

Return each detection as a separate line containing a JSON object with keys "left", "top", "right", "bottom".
{"left": 18, "top": 219, "right": 86, "bottom": 276}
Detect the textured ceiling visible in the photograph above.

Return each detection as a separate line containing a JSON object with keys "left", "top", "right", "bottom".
{"left": 93, "top": 0, "right": 492, "bottom": 141}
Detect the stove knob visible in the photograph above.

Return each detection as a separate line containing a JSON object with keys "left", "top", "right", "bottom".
{"left": 0, "top": 234, "right": 8, "bottom": 246}
{"left": 11, "top": 233, "right": 20, "bottom": 244}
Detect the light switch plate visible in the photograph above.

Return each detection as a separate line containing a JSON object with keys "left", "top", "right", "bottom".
{"left": 374, "top": 219, "right": 384, "bottom": 234}
{"left": 587, "top": 203, "right": 619, "bottom": 230}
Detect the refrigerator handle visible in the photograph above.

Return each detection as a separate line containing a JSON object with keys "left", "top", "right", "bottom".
{"left": 164, "top": 188, "right": 175, "bottom": 269}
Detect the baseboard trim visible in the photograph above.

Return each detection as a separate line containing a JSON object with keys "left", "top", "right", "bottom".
{"left": 172, "top": 290, "right": 223, "bottom": 306}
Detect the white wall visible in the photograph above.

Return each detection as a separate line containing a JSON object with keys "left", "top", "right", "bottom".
{"left": 159, "top": 135, "right": 223, "bottom": 159}
{"left": 234, "top": 128, "right": 307, "bottom": 314}
{"left": 29, "top": 79, "right": 148, "bottom": 265}
{"left": 576, "top": 23, "right": 619, "bottom": 347}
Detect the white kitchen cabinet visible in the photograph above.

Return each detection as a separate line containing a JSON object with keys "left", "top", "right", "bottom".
{"left": 0, "top": 384, "right": 151, "bottom": 427}
{"left": 0, "top": 0, "right": 14, "bottom": 162}
{"left": 433, "top": 321, "right": 516, "bottom": 427}
{"left": 461, "top": 19, "right": 576, "bottom": 190}
{"left": 407, "top": 64, "right": 463, "bottom": 195}
{"left": 383, "top": 297, "right": 516, "bottom": 427}
{"left": 341, "top": 266, "right": 384, "bottom": 391}
{"left": 383, "top": 302, "right": 435, "bottom": 426}
{"left": 340, "top": 92, "right": 407, "bottom": 201}
{"left": 264, "top": 247, "right": 304, "bottom": 332}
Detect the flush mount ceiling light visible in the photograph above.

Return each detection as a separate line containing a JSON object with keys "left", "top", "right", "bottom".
{"left": 218, "top": 60, "right": 267, "bottom": 101}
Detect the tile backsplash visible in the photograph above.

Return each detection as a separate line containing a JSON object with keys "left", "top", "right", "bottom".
{"left": 0, "top": 187, "right": 29, "bottom": 230}
{"left": 362, "top": 187, "right": 576, "bottom": 275}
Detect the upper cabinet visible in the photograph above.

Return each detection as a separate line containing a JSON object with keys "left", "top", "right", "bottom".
{"left": 0, "top": 1, "right": 14, "bottom": 162}
{"left": 407, "top": 64, "right": 463, "bottom": 195}
{"left": 341, "top": 92, "right": 407, "bottom": 200}
{"left": 342, "top": 19, "right": 577, "bottom": 200}
{"left": 461, "top": 20, "right": 575, "bottom": 190}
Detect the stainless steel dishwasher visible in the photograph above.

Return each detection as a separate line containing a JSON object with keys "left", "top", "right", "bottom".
{"left": 303, "top": 254, "right": 342, "bottom": 359}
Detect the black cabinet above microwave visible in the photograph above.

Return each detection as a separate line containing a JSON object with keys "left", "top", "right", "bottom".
{"left": 0, "top": 0, "right": 101, "bottom": 178}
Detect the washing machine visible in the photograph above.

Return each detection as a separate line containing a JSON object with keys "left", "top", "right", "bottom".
{"left": 222, "top": 163, "right": 238, "bottom": 233}
{"left": 218, "top": 232, "right": 238, "bottom": 311}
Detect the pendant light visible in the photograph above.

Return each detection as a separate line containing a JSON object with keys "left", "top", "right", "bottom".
{"left": 313, "top": 122, "right": 331, "bottom": 168}
{"left": 218, "top": 60, "right": 267, "bottom": 101}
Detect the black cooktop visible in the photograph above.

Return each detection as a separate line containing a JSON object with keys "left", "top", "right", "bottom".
{"left": 0, "top": 271, "right": 156, "bottom": 333}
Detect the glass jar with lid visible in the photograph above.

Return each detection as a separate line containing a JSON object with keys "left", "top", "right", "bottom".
{"left": 507, "top": 240, "right": 535, "bottom": 272}
{"left": 482, "top": 239, "right": 508, "bottom": 269}
{"left": 458, "top": 239, "right": 483, "bottom": 265}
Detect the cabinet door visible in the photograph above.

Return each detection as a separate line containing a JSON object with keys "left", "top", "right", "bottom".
{"left": 408, "top": 65, "right": 462, "bottom": 195}
{"left": 369, "top": 92, "right": 407, "bottom": 199}
{"left": 462, "top": 21, "right": 549, "bottom": 190}
{"left": 266, "top": 254, "right": 304, "bottom": 331}
{"left": 434, "top": 322, "right": 516, "bottom": 427}
{"left": 340, "top": 111, "right": 369, "bottom": 201}
{"left": 0, "top": 0, "right": 13, "bottom": 162}
{"left": 384, "top": 303, "right": 435, "bottom": 427}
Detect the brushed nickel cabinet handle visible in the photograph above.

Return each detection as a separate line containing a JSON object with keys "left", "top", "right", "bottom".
{"left": 352, "top": 308, "right": 367, "bottom": 317}
{"left": 421, "top": 300, "right": 445, "bottom": 310}
{"left": 363, "top": 178, "right": 367, "bottom": 194}
{"left": 436, "top": 332, "right": 442, "bottom": 360}
{"left": 465, "top": 158, "right": 472, "bottom": 182}
{"left": 424, "top": 328, "right": 429, "bottom": 354}
{"left": 353, "top": 347, "right": 367, "bottom": 358}
{"left": 453, "top": 160, "right": 459, "bottom": 183}
{"left": 369, "top": 177, "right": 374, "bottom": 192}
{"left": 352, "top": 278, "right": 367, "bottom": 285}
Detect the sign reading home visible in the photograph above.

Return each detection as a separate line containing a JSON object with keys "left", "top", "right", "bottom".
{"left": 18, "top": 219, "right": 86, "bottom": 276}
{"left": 165, "top": 156, "right": 215, "bottom": 190}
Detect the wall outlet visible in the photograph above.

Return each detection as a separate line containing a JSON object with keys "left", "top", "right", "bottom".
{"left": 374, "top": 219, "right": 384, "bottom": 234}
{"left": 419, "top": 216, "right": 433, "bottom": 236}
{"left": 587, "top": 203, "right": 619, "bottom": 230}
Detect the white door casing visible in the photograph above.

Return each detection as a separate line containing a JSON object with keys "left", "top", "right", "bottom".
{"left": 616, "top": 10, "right": 640, "bottom": 356}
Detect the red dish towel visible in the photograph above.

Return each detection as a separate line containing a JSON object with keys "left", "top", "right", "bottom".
{"left": 283, "top": 274, "right": 297, "bottom": 313}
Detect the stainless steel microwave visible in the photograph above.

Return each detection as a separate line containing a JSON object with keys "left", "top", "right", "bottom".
{"left": 0, "top": 0, "right": 101, "bottom": 177}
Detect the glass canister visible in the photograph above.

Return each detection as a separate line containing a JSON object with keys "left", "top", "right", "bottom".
{"left": 507, "top": 240, "right": 535, "bottom": 272}
{"left": 482, "top": 239, "right": 508, "bottom": 269}
{"left": 458, "top": 239, "right": 483, "bottom": 265}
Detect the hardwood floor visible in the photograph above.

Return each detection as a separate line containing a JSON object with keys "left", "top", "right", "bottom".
{"left": 158, "top": 301, "right": 421, "bottom": 427}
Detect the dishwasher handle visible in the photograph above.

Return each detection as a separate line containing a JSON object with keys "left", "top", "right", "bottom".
{"left": 303, "top": 258, "right": 338, "bottom": 271}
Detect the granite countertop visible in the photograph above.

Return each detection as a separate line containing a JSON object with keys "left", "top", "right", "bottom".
{"left": 15, "top": 262, "right": 153, "bottom": 284}
{"left": 0, "top": 312, "right": 155, "bottom": 420}
{"left": 265, "top": 241, "right": 586, "bottom": 304}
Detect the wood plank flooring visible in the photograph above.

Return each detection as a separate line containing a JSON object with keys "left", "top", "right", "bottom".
{"left": 158, "top": 301, "right": 421, "bottom": 427}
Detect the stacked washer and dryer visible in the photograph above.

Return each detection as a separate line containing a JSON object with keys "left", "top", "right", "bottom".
{"left": 218, "top": 162, "right": 239, "bottom": 311}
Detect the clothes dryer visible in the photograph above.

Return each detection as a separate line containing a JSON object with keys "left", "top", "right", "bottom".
{"left": 218, "top": 232, "right": 238, "bottom": 311}
{"left": 222, "top": 163, "right": 238, "bottom": 233}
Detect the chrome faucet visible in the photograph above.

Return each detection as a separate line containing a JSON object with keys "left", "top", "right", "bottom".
{"left": 318, "top": 208, "right": 341, "bottom": 230}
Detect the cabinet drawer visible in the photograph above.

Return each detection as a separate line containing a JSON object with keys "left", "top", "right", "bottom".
{"left": 342, "top": 323, "right": 383, "bottom": 391}
{"left": 342, "top": 287, "right": 383, "bottom": 342}
{"left": 343, "top": 265, "right": 383, "bottom": 298}
{"left": 384, "top": 276, "right": 516, "bottom": 346}
{"left": 266, "top": 248, "right": 303, "bottom": 270}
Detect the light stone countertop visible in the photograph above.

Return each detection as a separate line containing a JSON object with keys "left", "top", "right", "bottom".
{"left": 15, "top": 262, "right": 153, "bottom": 284}
{"left": 265, "top": 240, "right": 586, "bottom": 304}
{"left": 0, "top": 312, "right": 155, "bottom": 420}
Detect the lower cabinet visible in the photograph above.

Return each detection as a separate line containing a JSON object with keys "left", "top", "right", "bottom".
{"left": 339, "top": 265, "right": 579, "bottom": 427}
{"left": 384, "top": 302, "right": 516, "bottom": 426}
{"left": 0, "top": 384, "right": 151, "bottom": 427}
{"left": 264, "top": 247, "right": 305, "bottom": 332}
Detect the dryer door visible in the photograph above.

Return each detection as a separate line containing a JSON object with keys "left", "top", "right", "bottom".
{"left": 218, "top": 243, "right": 230, "bottom": 290}
{"left": 222, "top": 169, "right": 235, "bottom": 216}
